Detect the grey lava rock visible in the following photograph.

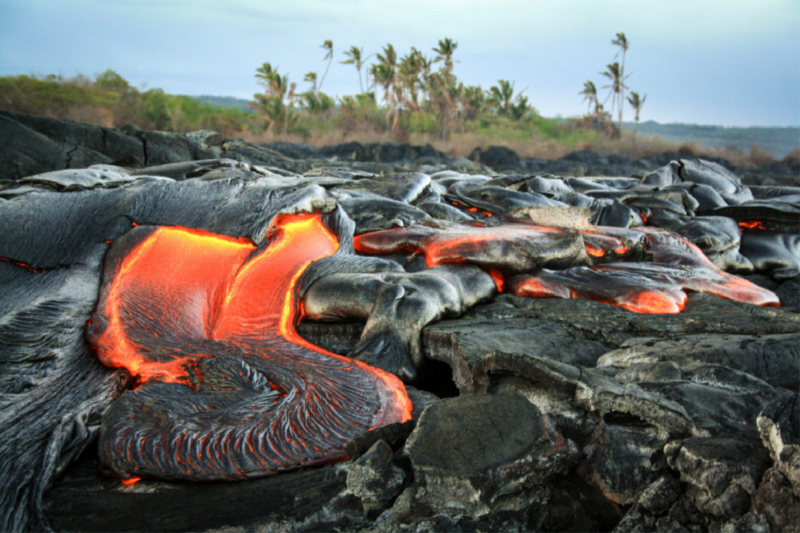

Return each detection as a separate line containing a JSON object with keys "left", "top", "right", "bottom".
{"left": 582, "top": 422, "right": 670, "bottom": 505}
{"left": 757, "top": 393, "right": 800, "bottom": 497}
{"left": 346, "top": 440, "right": 405, "bottom": 508}
{"left": 667, "top": 437, "right": 771, "bottom": 520}
{"left": 720, "top": 513, "right": 770, "bottom": 533}
{"left": 404, "top": 393, "right": 577, "bottom": 515}
{"left": 752, "top": 467, "right": 800, "bottom": 532}
{"left": 639, "top": 475, "right": 684, "bottom": 515}
{"left": 597, "top": 334, "right": 800, "bottom": 390}
{"left": 423, "top": 317, "right": 608, "bottom": 393}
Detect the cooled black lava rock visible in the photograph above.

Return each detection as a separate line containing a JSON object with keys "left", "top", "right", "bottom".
{"left": 404, "top": 393, "right": 578, "bottom": 513}
{"left": 346, "top": 440, "right": 405, "bottom": 508}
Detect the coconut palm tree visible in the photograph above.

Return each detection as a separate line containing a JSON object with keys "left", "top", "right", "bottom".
{"left": 341, "top": 46, "right": 373, "bottom": 93}
{"left": 299, "top": 90, "right": 334, "bottom": 116}
{"left": 510, "top": 94, "right": 531, "bottom": 121}
{"left": 611, "top": 33, "right": 630, "bottom": 133}
{"left": 432, "top": 38, "right": 458, "bottom": 73}
{"left": 579, "top": 80, "right": 598, "bottom": 115}
{"left": 371, "top": 45, "right": 398, "bottom": 129}
{"left": 253, "top": 62, "right": 296, "bottom": 134}
{"left": 626, "top": 91, "right": 646, "bottom": 141}
{"left": 461, "top": 84, "right": 485, "bottom": 121}
{"left": 304, "top": 72, "right": 317, "bottom": 93}
{"left": 318, "top": 40, "right": 334, "bottom": 91}
{"left": 397, "top": 47, "right": 425, "bottom": 112}
{"left": 600, "top": 62, "right": 629, "bottom": 137}
{"left": 487, "top": 79, "right": 515, "bottom": 116}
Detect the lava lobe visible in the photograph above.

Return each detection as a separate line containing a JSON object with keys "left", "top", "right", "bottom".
{"left": 88, "top": 211, "right": 411, "bottom": 481}
{"left": 354, "top": 222, "right": 778, "bottom": 314}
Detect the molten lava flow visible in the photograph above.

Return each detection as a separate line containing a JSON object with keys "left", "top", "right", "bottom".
{"left": 90, "top": 226, "right": 255, "bottom": 384}
{"left": 355, "top": 222, "right": 779, "bottom": 314}
{"left": 508, "top": 265, "right": 689, "bottom": 314}
{"left": 451, "top": 201, "right": 493, "bottom": 217}
{"left": 354, "top": 223, "right": 587, "bottom": 282}
{"left": 507, "top": 228, "right": 778, "bottom": 313}
{"left": 739, "top": 221, "right": 766, "bottom": 231}
{"left": 89, "top": 212, "right": 411, "bottom": 481}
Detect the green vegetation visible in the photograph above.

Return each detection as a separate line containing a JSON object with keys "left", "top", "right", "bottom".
{"left": 0, "top": 70, "right": 259, "bottom": 136}
{"left": 1, "top": 35, "right": 795, "bottom": 165}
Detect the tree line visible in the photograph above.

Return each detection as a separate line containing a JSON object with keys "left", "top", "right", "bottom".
{"left": 253, "top": 38, "right": 533, "bottom": 140}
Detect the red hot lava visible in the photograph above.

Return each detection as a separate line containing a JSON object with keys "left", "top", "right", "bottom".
{"left": 89, "top": 212, "right": 411, "bottom": 481}
{"left": 354, "top": 223, "right": 779, "bottom": 314}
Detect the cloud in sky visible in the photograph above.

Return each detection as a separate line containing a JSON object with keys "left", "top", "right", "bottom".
{"left": 1, "top": 0, "right": 798, "bottom": 126}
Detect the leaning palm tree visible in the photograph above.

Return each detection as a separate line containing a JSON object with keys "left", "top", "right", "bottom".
{"left": 253, "top": 62, "right": 295, "bottom": 134}
{"left": 370, "top": 47, "right": 397, "bottom": 130}
{"left": 318, "top": 40, "right": 334, "bottom": 91}
{"left": 341, "top": 46, "right": 372, "bottom": 93}
{"left": 626, "top": 91, "right": 647, "bottom": 142}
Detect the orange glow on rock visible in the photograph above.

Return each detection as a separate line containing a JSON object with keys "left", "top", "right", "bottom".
{"left": 0, "top": 257, "right": 45, "bottom": 273}
{"left": 508, "top": 277, "right": 573, "bottom": 299}
{"left": 739, "top": 221, "right": 766, "bottom": 230}
{"left": 121, "top": 477, "right": 142, "bottom": 486}
{"left": 487, "top": 267, "right": 505, "bottom": 291}
{"left": 90, "top": 211, "right": 414, "bottom": 481}
{"left": 91, "top": 226, "right": 255, "bottom": 385}
{"left": 579, "top": 231, "right": 632, "bottom": 256}
{"left": 585, "top": 242, "right": 606, "bottom": 258}
{"left": 451, "top": 201, "right": 493, "bottom": 217}
{"left": 619, "top": 290, "right": 686, "bottom": 314}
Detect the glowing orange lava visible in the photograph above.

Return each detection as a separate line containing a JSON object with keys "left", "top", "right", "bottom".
{"left": 739, "top": 221, "right": 766, "bottom": 230}
{"left": 90, "top": 213, "right": 412, "bottom": 422}
{"left": 355, "top": 223, "right": 779, "bottom": 315}
{"left": 451, "top": 201, "right": 493, "bottom": 217}
{"left": 0, "top": 257, "right": 45, "bottom": 273}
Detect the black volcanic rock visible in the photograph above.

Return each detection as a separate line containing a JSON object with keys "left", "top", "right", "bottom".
{"left": 0, "top": 109, "right": 144, "bottom": 164}
{"left": 346, "top": 440, "right": 405, "bottom": 508}
{"left": 404, "top": 393, "right": 578, "bottom": 513}
{"left": 0, "top": 114, "right": 71, "bottom": 185}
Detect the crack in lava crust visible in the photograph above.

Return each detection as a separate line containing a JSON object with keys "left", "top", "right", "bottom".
{"left": 88, "top": 212, "right": 411, "bottom": 481}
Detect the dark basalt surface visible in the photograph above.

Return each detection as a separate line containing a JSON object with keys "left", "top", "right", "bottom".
{"left": 0, "top": 112, "right": 798, "bottom": 532}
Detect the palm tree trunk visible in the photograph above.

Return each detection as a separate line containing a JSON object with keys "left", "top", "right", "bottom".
{"left": 320, "top": 58, "right": 332, "bottom": 91}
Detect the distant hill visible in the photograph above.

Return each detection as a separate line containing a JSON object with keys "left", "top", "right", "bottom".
{"left": 189, "top": 95, "right": 254, "bottom": 113}
{"left": 622, "top": 121, "right": 799, "bottom": 159}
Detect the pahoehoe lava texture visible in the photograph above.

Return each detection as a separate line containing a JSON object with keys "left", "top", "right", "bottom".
{"left": 89, "top": 211, "right": 411, "bottom": 481}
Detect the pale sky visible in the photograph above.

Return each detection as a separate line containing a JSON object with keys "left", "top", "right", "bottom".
{"left": 1, "top": 0, "right": 798, "bottom": 126}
